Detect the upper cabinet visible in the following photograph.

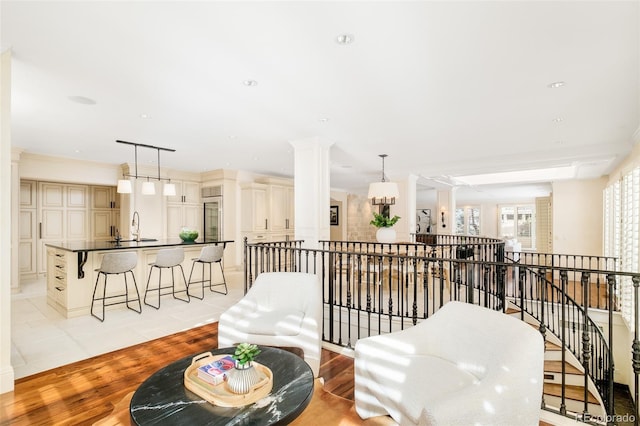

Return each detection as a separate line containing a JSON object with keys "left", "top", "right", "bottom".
{"left": 91, "top": 186, "right": 119, "bottom": 209}
{"left": 166, "top": 180, "right": 202, "bottom": 237}
{"left": 270, "top": 184, "right": 294, "bottom": 232}
{"left": 167, "top": 180, "right": 201, "bottom": 204}
{"left": 241, "top": 180, "right": 294, "bottom": 240}
{"left": 241, "top": 183, "right": 269, "bottom": 232}
{"left": 90, "top": 185, "right": 120, "bottom": 241}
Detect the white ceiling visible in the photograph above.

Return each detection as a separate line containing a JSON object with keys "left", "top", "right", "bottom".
{"left": 2, "top": 1, "right": 639, "bottom": 199}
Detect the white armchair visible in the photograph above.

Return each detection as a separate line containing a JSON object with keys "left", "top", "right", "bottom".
{"left": 218, "top": 272, "right": 323, "bottom": 377}
{"left": 355, "top": 301, "right": 544, "bottom": 426}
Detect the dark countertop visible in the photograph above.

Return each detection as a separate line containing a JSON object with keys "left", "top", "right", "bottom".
{"left": 45, "top": 239, "right": 234, "bottom": 253}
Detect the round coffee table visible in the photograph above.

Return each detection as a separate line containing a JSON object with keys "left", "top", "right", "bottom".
{"left": 130, "top": 346, "right": 314, "bottom": 425}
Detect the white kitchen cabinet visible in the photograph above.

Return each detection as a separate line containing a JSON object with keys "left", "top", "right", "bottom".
{"left": 166, "top": 180, "right": 202, "bottom": 237}
{"left": 241, "top": 183, "right": 269, "bottom": 232}
{"left": 91, "top": 186, "right": 119, "bottom": 209}
{"left": 20, "top": 180, "right": 37, "bottom": 208}
{"left": 167, "top": 202, "right": 202, "bottom": 237}
{"left": 270, "top": 185, "right": 294, "bottom": 233}
{"left": 19, "top": 180, "right": 37, "bottom": 276}
{"left": 167, "top": 180, "right": 201, "bottom": 204}
{"left": 241, "top": 181, "right": 294, "bottom": 241}
{"left": 90, "top": 185, "right": 120, "bottom": 241}
{"left": 37, "top": 182, "right": 89, "bottom": 274}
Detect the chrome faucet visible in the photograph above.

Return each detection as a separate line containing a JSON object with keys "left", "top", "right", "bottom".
{"left": 131, "top": 211, "right": 140, "bottom": 242}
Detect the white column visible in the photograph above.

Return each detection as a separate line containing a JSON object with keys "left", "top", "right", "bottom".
{"left": 290, "top": 137, "right": 334, "bottom": 249}
{"left": 1, "top": 49, "right": 15, "bottom": 393}
{"left": 437, "top": 188, "right": 457, "bottom": 235}
{"left": 391, "top": 174, "right": 418, "bottom": 242}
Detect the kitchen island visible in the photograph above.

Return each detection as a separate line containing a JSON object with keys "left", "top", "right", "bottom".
{"left": 45, "top": 239, "right": 233, "bottom": 318}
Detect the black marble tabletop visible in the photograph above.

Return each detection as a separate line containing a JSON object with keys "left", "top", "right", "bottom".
{"left": 45, "top": 239, "right": 233, "bottom": 253}
{"left": 129, "top": 346, "right": 314, "bottom": 425}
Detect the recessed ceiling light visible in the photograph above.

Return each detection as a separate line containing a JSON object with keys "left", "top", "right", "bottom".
{"left": 547, "top": 81, "right": 566, "bottom": 88}
{"left": 336, "top": 34, "right": 354, "bottom": 45}
{"left": 68, "top": 95, "right": 96, "bottom": 105}
{"left": 319, "top": 117, "right": 329, "bottom": 123}
{"left": 552, "top": 117, "right": 564, "bottom": 123}
{"left": 140, "top": 113, "right": 151, "bottom": 119}
{"left": 243, "top": 80, "right": 258, "bottom": 87}
{"left": 74, "top": 149, "right": 81, "bottom": 153}
{"left": 555, "top": 140, "right": 565, "bottom": 145}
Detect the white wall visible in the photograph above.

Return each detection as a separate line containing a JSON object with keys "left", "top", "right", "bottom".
{"left": 1, "top": 49, "right": 15, "bottom": 393}
{"left": 19, "top": 153, "right": 120, "bottom": 185}
{"left": 330, "top": 190, "right": 348, "bottom": 241}
{"left": 552, "top": 178, "right": 606, "bottom": 256}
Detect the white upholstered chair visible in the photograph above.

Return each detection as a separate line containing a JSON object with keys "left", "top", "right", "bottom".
{"left": 218, "top": 272, "right": 323, "bottom": 377}
{"left": 354, "top": 301, "right": 544, "bottom": 426}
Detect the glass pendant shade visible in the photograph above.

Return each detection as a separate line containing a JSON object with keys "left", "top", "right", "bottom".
{"left": 117, "top": 179, "right": 132, "bottom": 194}
{"left": 141, "top": 181, "right": 156, "bottom": 195}
{"left": 163, "top": 183, "right": 176, "bottom": 196}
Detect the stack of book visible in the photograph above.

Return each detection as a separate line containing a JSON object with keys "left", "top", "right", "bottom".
{"left": 197, "top": 355, "right": 235, "bottom": 385}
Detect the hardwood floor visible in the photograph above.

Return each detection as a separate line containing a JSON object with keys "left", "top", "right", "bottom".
{"left": 1, "top": 322, "right": 355, "bottom": 426}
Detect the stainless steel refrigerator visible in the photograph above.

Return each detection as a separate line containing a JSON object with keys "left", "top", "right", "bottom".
{"left": 203, "top": 196, "right": 223, "bottom": 241}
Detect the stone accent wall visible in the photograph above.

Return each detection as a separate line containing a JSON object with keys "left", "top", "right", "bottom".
{"left": 346, "top": 194, "right": 376, "bottom": 242}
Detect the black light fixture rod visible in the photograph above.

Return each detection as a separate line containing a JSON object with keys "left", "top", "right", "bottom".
{"left": 379, "top": 154, "right": 388, "bottom": 182}
{"left": 157, "top": 148, "right": 161, "bottom": 180}
{"left": 134, "top": 144, "right": 138, "bottom": 178}
{"left": 116, "top": 139, "right": 176, "bottom": 152}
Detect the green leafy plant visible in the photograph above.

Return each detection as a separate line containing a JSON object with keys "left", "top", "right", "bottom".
{"left": 232, "top": 343, "right": 261, "bottom": 366}
{"left": 370, "top": 212, "right": 401, "bottom": 228}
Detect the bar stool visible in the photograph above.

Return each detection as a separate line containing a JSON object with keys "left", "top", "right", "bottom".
{"left": 144, "top": 247, "right": 189, "bottom": 309}
{"left": 91, "top": 251, "right": 142, "bottom": 322}
{"left": 187, "top": 245, "right": 227, "bottom": 299}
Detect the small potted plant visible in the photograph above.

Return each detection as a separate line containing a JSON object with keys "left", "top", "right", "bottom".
{"left": 232, "top": 342, "right": 261, "bottom": 368}
{"left": 227, "top": 343, "right": 262, "bottom": 394}
{"left": 370, "top": 212, "right": 401, "bottom": 243}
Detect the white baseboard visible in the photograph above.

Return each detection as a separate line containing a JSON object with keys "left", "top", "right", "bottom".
{"left": 0, "top": 365, "right": 15, "bottom": 394}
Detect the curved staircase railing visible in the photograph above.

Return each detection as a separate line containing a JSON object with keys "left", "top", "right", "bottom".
{"left": 244, "top": 237, "right": 638, "bottom": 423}
{"left": 505, "top": 257, "right": 614, "bottom": 418}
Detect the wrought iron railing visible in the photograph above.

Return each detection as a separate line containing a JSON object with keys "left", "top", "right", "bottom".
{"left": 243, "top": 236, "right": 639, "bottom": 423}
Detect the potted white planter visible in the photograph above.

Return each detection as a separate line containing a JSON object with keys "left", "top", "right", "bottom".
{"left": 370, "top": 212, "right": 401, "bottom": 244}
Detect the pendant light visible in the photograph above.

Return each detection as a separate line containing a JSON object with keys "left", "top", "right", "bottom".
{"left": 115, "top": 140, "right": 176, "bottom": 196}
{"left": 368, "top": 154, "right": 399, "bottom": 205}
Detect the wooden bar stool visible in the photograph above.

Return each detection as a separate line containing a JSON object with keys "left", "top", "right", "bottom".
{"left": 187, "top": 245, "right": 227, "bottom": 299}
{"left": 144, "top": 247, "right": 189, "bottom": 309}
{"left": 91, "top": 251, "right": 142, "bottom": 322}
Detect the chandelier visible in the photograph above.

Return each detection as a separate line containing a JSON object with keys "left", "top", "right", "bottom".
{"left": 368, "top": 154, "right": 399, "bottom": 206}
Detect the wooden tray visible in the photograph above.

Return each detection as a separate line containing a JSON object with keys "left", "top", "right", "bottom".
{"left": 184, "top": 352, "right": 273, "bottom": 407}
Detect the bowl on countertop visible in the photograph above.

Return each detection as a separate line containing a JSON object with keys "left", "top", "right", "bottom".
{"left": 179, "top": 228, "right": 198, "bottom": 242}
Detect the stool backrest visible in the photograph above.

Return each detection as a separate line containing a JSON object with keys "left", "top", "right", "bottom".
{"left": 198, "top": 245, "right": 224, "bottom": 263}
{"left": 155, "top": 247, "right": 185, "bottom": 267}
{"left": 100, "top": 252, "right": 138, "bottom": 274}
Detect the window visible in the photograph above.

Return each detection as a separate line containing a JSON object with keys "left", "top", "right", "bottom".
{"left": 455, "top": 206, "right": 481, "bottom": 236}
{"left": 605, "top": 168, "right": 639, "bottom": 330}
{"left": 499, "top": 204, "right": 535, "bottom": 249}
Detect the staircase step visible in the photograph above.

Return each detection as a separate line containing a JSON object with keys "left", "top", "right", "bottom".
{"left": 544, "top": 360, "right": 582, "bottom": 375}
{"left": 543, "top": 382, "right": 599, "bottom": 404}
{"left": 545, "top": 341, "right": 561, "bottom": 351}
{"left": 506, "top": 307, "right": 520, "bottom": 315}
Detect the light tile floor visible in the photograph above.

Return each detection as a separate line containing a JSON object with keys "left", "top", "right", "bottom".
{"left": 10, "top": 271, "right": 245, "bottom": 379}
